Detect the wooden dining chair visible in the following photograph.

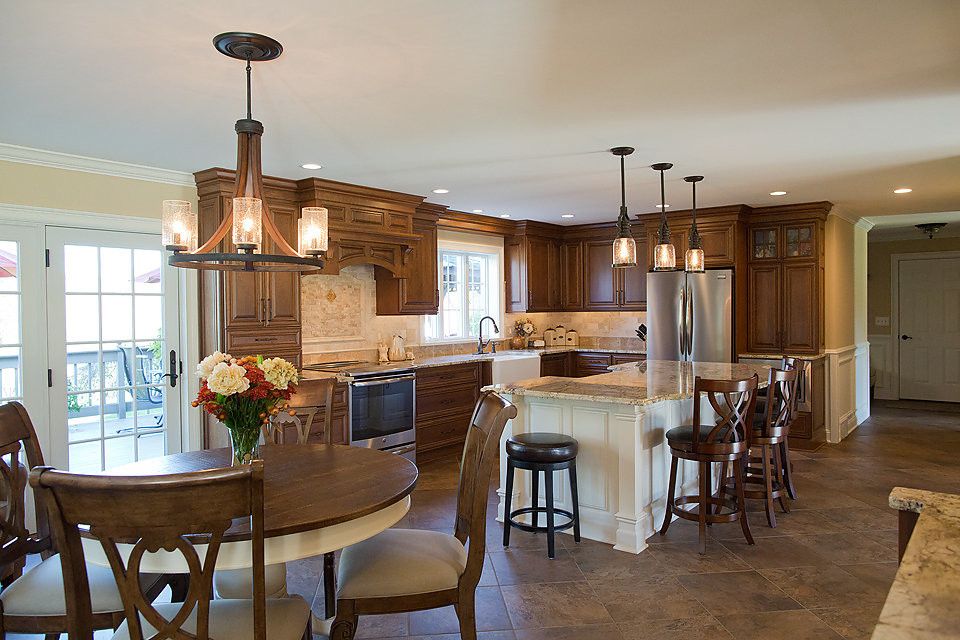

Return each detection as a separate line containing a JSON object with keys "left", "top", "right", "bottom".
{"left": 330, "top": 390, "right": 517, "bottom": 640}
{"left": 216, "top": 376, "right": 337, "bottom": 614}
{"left": 30, "top": 461, "right": 314, "bottom": 640}
{"left": 0, "top": 402, "right": 167, "bottom": 639}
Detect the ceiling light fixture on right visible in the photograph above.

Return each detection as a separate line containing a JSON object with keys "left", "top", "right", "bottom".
{"left": 894, "top": 187, "right": 913, "bottom": 194}
{"left": 301, "top": 163, "right": 322, "bottom": 170}
{"left": 499, "top": 214, "right": 511, "bottom": 218}
{"left": 684, "top": 175, "right": 705, "bottom": 273}
{"left": 652, "top": 162, "right": 676, "bottom": 271}
{"left": 916, "top": 223, "right": 946, "bottom": 239}
{"left": 561, "top": 214, "right": 575, "bottom": 219}
{"left": 432, "top": 188, "right": 449, "bottom": 194}
{"left": 770, "top": 190, "right": 787, "bottom": 196}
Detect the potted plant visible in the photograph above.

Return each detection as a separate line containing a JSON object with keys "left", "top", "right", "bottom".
{"left": 193, "top": 352, "right": 299, "bottom": 465}
{"left": 512, "top": 318, "right": 537, "bottom": 349}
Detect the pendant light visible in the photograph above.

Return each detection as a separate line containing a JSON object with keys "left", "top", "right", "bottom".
{"left": 652, "top": 162, "right": 675, "bottom": 270}
{"left": 610, "top": 146, "right": 637, "bottom": 268}
{"left": 684, "top": 175, "right": 705, "bottom": 272}
{"left": 163, "top": 33, "right": 327, "bottom": 273}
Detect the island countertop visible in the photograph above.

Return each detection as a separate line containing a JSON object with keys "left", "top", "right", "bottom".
{"left": 493, "top": 359, "right": 771, "bottom": 406}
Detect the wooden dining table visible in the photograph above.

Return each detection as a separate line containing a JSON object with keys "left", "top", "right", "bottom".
{"left": 80, "top": 444, "right": 419, "bottom": 574}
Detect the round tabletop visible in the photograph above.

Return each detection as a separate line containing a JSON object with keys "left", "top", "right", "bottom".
{"left": 82, "top": 444, "right": 418, "bottom": 572}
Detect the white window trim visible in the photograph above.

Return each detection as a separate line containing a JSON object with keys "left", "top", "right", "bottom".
{"left": 424, "top": 233, "right": 505, "bottom": 345}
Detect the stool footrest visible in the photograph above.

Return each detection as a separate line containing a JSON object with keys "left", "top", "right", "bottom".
{"left": 508, "top": 506, "right": 577, "bottom": 534}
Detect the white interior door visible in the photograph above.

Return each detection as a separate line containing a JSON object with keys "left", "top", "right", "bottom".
{"left": 898, "top": 256, "right": 960, "bottom": 402}
{"left": 46, "top": 227, "right": 183, "bottom": 471}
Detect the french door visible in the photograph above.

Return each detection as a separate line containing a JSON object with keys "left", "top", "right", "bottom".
{"left": 46, "top": 227, "right": 183, "bottom": 472}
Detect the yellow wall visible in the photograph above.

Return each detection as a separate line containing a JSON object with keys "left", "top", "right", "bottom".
{"left": 824, "top": 214, "right": 856, "bottom": 348}
{"left": 867, "top": 235, "right": 960, "bottom": 335}
{"left": 0, "top": 160, "right": 196, "bottom": 218}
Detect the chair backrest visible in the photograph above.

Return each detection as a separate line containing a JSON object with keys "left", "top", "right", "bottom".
{"left": 0, "top": 402, "right": 50, "bottom": 578}
{"left": 690, "top": 375, "right": 759, "bottom": 455}
{"left": 30, "top": 462, "right": 267, "bottom": 640}
{"left": 263, "top": 378, "right": 335, "bottom": 445}
{"left": 759, "top": 368, "right": 799, "bottom": 439}
{"left": 781, "top": 356, "right": 805, "bottom": 421}
{"left": 453, "top": 390, "right": 517, "bottom": 589}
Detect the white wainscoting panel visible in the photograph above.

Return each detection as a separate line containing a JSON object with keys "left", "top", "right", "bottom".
{"left": 869, "top": 334, "right": 896, "bottom": 400}
{"left": 825, "top": 345, "right": 858, "bottom": 443}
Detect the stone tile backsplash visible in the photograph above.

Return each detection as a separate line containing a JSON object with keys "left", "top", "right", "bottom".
{"left": 300, "top": 264, "right": 646, "bottom": 364}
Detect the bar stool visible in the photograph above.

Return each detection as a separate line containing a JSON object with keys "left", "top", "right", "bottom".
{"left": 779, "top": 357, "right": 803, "bottom": 500}
{"left": 503, "top": 432, "right": 581, "bottom": 559}
{"left": 721, "top": 367, "right": 799, "bottom": 528}
{"left": 659, "top": 375, "right": 759, "bottom": 554}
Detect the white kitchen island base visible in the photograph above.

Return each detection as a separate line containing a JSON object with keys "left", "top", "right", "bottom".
{"left": 494, "top": 360, "right": 771, "bottom": 554}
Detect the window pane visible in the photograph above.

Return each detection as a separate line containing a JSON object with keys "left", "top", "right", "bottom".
{"left": 135, "top": 295, "right": 162, "bottom": 340}
{"left": 0, "top": 346, "right": 21, "bottom": 401}
{"left": 69, "top": 440, "right": 102, "bottom": 474}
{"left": 0, "top": 294, "right": 20, "bottom": 345}
{"left": 133, "top": 250, "right": 162, "bottom": 294}
{"left": 137, "top": 431, "right": 166, "bottom": 462}
{"left": 104, "top": 436, "right": 136, "bottom": 469}
{"left": 64, "top": 246, "right": 98, "bottom": 293}
{"left": 0, "top": 241, "right": 19, "bottom": 293}
{"left": 66, "top": 295, "right": 100, "bottom": 342}
{"left": 68, "top": 392, "right": 101, "bottom": 443}
{"left": 101, "top": 295, "right": 133, "bottom": 341}
{"left": 100, "top": 248, "right": 132, "bottom": 293}
{"left": 66, "top": 343, "right": 101, "bottom": 392}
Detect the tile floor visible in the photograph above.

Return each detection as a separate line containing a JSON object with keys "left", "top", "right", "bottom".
{"left": 285, "top": 400, "right": 959, "bottom": 640}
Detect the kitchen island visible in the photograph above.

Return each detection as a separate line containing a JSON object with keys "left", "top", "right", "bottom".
{"left": 492, "top": 359, "right": 771, "bottom": 554}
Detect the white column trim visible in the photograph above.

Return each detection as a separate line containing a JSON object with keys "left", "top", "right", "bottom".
{"left": 823, "top": 344, "right": 858, "bottom": 443}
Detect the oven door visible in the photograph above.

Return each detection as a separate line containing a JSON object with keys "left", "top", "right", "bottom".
{"left": 349, "top": 374, "right": 416, "bottom": 449}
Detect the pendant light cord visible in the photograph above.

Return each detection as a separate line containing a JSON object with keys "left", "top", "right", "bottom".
{"left": 620, "top": 155, "right": 626, "bottom": 209}
{"left": 245, "top": 58, "right": 252, "bottom": 120}
{"left": 657, "top": 166, "right": 670, "bottom": 243}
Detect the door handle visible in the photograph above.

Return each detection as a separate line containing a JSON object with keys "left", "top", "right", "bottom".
{"left": 686, "top": 284, "right": 694, "bottom": 358}
{"left": 678, "top": 287, "right": 687, "bottom": 355}
{"left": 901, "top": 334, "right": 913, "bottom": 341}
{"left": 160, "top": 349, "right": 179, "bottom": 388}
{"left": 259, "top": 298, "right": 266, "bottom": 323}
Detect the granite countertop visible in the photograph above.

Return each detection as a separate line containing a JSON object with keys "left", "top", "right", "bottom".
{"left": 873, "top": 487, "right": 960, "bottom": 639}
{"left": 738, "top": 352, "right": 828, "bottom": 361}
{"left": 492, "top": 359, "right": 771, "bottom": 406}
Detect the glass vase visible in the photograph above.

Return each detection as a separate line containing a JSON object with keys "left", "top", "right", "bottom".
{"left": 227, "top": 421, "right": 262, "bottom": 466}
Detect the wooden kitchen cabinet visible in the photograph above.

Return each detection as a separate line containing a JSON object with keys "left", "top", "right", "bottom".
{"left": 745, "top": 213, "right": 825, "bottom": 355}
{"left": 583, "top": 238, "right": 648, "bottom": 311}
{"left": 375, "top": 204, "right": 442, "bottom": 315}
{"left": 540, "top": 352, "right": 571, "bottom": 377}
{"left": 504, "top": 224, "right": 563, "bottom": 312}
{"left": 415, "top": 362, "right": 481, "bottom": 456}
{"left": 560, "top": 241, "right": 583, "bottom": 309}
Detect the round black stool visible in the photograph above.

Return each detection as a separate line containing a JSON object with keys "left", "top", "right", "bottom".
{"left": 503, "top": 432, "right": 581, "bottom": 558}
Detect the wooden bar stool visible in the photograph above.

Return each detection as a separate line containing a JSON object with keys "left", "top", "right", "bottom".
{"left": 503, "top": 432, "right": 581, "bottom": 559}
{"left": 779, "top": 357, "right": 803, "bottom": 500}
{"left": 721, "top": 367, "right": 798, "bottom": 528}
{"left": 659, "top": 375, "right": 759, "bottom": 554}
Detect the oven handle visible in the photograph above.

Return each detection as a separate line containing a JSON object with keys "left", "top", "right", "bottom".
{"left": 387, "top": 443, "right": 417, "bottom": 456}
{"left": 351, "top": 373, "right": 416, "bottom": 387}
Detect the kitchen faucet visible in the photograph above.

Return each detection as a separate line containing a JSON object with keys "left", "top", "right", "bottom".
{"left": 477, "top": 316, "right": 499, "bottom": 354}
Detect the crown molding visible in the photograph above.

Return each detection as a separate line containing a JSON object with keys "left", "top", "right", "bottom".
{"left": 0, "top": 202, "right": 160, "bottom": 233}
{"left": 0, "top": 143, "right": 195, "bottom": 187}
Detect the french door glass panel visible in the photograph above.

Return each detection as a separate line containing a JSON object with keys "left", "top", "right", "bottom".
{"left": 46, "top": 228, "right": 182, "bottom": 472}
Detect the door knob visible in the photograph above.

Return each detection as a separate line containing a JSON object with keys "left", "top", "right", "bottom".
{"left": 901, "top": 334, "right": 913, "bottom": 341}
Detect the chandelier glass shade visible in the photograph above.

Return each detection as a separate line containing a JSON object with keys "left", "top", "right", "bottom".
{"left": 164, "top": 33, "right": 326, "bottom": 273}
{"left": 610, "top": 146, "right": 638, "bottom": 269}
{"left": 652, "top": 162, "right": 676, "bottom": 271}
{"left": 684, "top": 175, "right": 705, "bottom": 273}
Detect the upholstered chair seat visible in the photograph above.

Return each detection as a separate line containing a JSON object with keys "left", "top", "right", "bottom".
{"left": 337, "top": 529, "right": 467, "bottom": 599}
{"left": 214, "top": 563, "right": 289, "bottom": 599}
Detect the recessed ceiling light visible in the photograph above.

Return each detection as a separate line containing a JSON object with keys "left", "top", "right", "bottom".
{"left": 301, "top": 163, "right": 322, "bottom": 170}
{"left": 432, "top": 188, "right": 449, "bottom": 194}
{"left": 561, "top": 214, "right": 575, "bottom": 219}
{"left": 499, "top": 214, "right": 511, "bottom": 218}
{"left": 655, "top": 204, "right": 670, "bottom": 208}
{"left": 472, "top": 209, "right": 483, "bottom": 213}
{"left": 770, "top": 190, "right": 787, "bottom": 196}
{"left": 894, "top": 187, "right": 913, "bottom": 194}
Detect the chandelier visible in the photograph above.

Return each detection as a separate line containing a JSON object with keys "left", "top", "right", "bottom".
{"left": 162, "top": 33, "right": 327, "bottom": 272}
{"left": 610, "top": 146, "right": 637, "bottom": 268}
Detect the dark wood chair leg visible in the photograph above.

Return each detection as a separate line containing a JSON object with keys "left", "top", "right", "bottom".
{"left": 323, "top": 551, "right": 337, "bottom": 619}
{"left": 697, "top": 461, "right": 708, "bottom": 554}
{"left": 715, "top": 461, "right": 728, "bottom": 515}
{"left": 530, "top": 467, "right": 540, "bottom": 531}
{"left": 545, "top": 469, "right": 556, "bottom": 559}
{"left": 659, "top": 455, "right": 679, "bottom": 536}
{"left": 503, "top": 458, "right": 515, "bottom": 547}
{"left": 773, "top": 445, "right": 790, "bottom": 513}
{"left": 331, "top": 599, "right": 358, "bottom": 640}
{"left": 761, "top": 445, "right": 777, "bottom": 528}
{"left": 568, "top": 460, "right": 581, "bottom": 543}
{"left": 780, "top": 440, "right": 798, "bottom": 500}
{"left": 733, "top": 457, "right": 754, "bottom": 545}
{"left": 456, "top": 588, "right": 478, "bottom": 640}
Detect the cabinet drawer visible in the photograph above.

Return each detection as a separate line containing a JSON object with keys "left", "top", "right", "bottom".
{"left": 611, "top": 353, "right": 645, "bottom": 365}
{"left": 226, "top": 329, "right": 300, "bottom": 352}
{"left": 294, "top": 379, "right": 347, "bottom": 410}
{"left": 417, "top": 416, "right": 470, "bottom": 448}
{"left": 790, "top": 412, "right": 813, "bottom": 439}
{"left": 574, "top": 352, "right": 613, "bottom": 376}
{"left": 417, "top": 385, "right": 479, "bottom": 420}
{"left": 416, "top": 363, "right": 480, "bottom": 390}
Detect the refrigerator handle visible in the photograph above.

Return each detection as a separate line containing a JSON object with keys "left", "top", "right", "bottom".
{"left": 686, "top": 282, "right": 694, "bottom": 359}
{"left": 678, "top": 285, "right": 687, "bottom": 357}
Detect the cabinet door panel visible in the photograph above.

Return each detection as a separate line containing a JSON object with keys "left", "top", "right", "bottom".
{"left": 263, "top": 203, "right": 301, "bottom": 326}
{"left": 540, "top": 353, "right": 570, "bottom": 377}
{"left": 747, "top": 264, "right": 781, "bottom": 353}
{"left": 526, "top": 237, "right": 560, "bottom": 311}
{"left": 375, "top": 219, "right": 439, "bottom": 315}
{"left": 584, "top": 241, "right": 619, "bottom": 309}
{"left": 224, "top": 271, "right": 263, "bottom": 329}
{"left": 561, "top": 241, "right": 583, "bottom": 310}
{"left": 782, "top": 261, "right": 818, "bottom": 353}
{"left": 750, "top": 225, "right": 780, "bottom": 261}
{"left": 620, "top": 235, "right": 648, "bottom": 309}
{"left": 505, "top": 237, "right": 525, "bottom": 312}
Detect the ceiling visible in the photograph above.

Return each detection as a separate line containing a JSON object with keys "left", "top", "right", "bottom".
{"left": 3, "top": 1, "right": 960, "bottom": 225}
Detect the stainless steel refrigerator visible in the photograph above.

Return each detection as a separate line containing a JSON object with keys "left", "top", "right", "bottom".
{"left": 646, "top": 269, "right": 734, "bottom": 362}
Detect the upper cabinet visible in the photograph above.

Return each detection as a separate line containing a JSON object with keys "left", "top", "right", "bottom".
{"left": 581, "top": 237, "right": 647, "bottom": 310}
{"left": 375, "top": 203, "right": 444, "bottom": 315}
{"left": 639, "top": 205, "right": 748, "bottom": 270}
{"left": 505, "top": 224, "right": 562, "bottom": 313}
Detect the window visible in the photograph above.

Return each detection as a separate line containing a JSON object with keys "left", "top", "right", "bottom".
{"left": 424, "top": 248, "right": 501, "bottom": 342}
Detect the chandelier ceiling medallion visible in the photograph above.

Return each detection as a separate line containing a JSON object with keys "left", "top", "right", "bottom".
{"left": 162, "top": 32, "right": 327, "bottom": 272}
{"left": 610, "top": 146, "right": 638, "bottom": 269}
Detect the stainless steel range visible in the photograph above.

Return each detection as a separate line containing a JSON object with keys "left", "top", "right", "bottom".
{"left": 302, "top": 361, "right": 416, "bottom": 462}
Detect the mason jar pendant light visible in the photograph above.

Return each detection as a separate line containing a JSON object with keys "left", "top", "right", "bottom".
{"left": 684, "top": 175, "right": 705, "bottom": 272}
{"left": 651, "top": 162, "right": 676, "bottom": 270}
{"left": 162, "top": 33, "right": 327, "bottom": 273}
{"left": 610, "top": 146, "right": 637, "bottom": 268}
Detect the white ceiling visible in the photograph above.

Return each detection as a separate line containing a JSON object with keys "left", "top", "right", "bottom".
{"left": 3, "top": 0, "right": 960, "bottom": 224}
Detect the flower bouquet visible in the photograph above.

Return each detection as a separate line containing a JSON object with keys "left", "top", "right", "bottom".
{"left": 511, "top": 318, "right": 537, "bottom": 349}
{"left": 193, "top": 352, "right": 299, "bottom": 465}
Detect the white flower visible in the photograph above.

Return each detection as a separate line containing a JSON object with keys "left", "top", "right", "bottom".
{"left": 260, "top": 357, "right": 298, "bottom": 390}
{"left": 206, "top": 362, "right": 250, "bottom": 396}
{"left": 197, "top": 351, "right": 232, "bottom": 379}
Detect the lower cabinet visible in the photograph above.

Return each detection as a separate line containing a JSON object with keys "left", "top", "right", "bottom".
{"left": 416, "top": 362, "right": 481, "bottom": 456}
{"left": 540, "top": 352, "right": 571, "bottom": 377}
{"left": 290, "top": 378, "right": 349, "bottom": 445}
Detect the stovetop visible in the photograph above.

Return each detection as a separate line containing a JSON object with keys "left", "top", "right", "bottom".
{"left": 302, "top": 360, "right": 416, "bottom": 378}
